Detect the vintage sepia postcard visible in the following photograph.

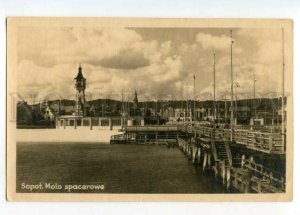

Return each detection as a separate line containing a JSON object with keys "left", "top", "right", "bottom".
{"left": 6, "top": 18, "right": 293, "bottom": 201}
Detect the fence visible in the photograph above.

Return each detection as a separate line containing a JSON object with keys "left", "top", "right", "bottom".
{"left": 123, "top": 125, "right": 179, "bottom": 132}
{"left": 180, "top": 124, "right": 284, "bottom": 154}
{"left": 56, "top": 117, "right": 124, "bottom": 130}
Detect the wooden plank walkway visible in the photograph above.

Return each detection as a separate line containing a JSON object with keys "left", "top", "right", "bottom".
{"left": 118, "top": 124, "right": 285, "bottom": 154}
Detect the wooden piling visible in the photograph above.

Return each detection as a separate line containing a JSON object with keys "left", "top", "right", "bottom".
{"left": 221, "top": 160, "right": 226, "bottom": 184}
{"left": 226, "top": 167, "right": 231, "bottom": 189}
{"left": 197, "top": 148, "right": 201, "bottom": 163}
{"left": 241, "top": 154, "right": 246, "bottom": 168}
{"left": 203, "top": 153, "right": 207, "bottom": 171}
{"left": 192, "top": 146, "right": 197, "bottom": 163}
{"left": 208, "top": 153, "right": 211, "bottom": 168}
{"left": 233, "top": 170, "right": 238, "bottom": 188}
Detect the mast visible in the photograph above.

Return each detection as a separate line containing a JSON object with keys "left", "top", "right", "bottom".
{"left": 213, "top": 53, "right": 216, "bottom": 124}
{"left": 193, "top": 74, "right": 196, "bottom": 122}
{"left": 121, "top": 89, "right": 124, "bottom": 112}
{"left": 281, "top": 28, "right": 285, "bottom": 143}
{"left": 186, "top": 83, "right": 188, "bottom": 121}
{"left": 253, "top": 73, "right": 256, "bottom": 119}
{"left": 224, "top": 89, "right": 227, "bottom": 122}
{"left": 127, "top": 94, "right": 130, "bottom": 117}
{"left": 121, "top": 89, "right": 124, "bottom": 124}
{"left": 230, "top": 30, "right": 234, "bottom": 141}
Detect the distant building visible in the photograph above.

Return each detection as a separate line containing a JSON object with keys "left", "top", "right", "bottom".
{"left": 61, "top": 105, "right": 76, "bottom": 114}
{"left": 74, "top": 65, "right": 87, "bottom": 116}
{"left": 42, "top": 100, "right": 54, "bottom": 120}
{"left": 194, "top": 108, "right": 206, "bottom": 121}
{"left": 174, "top": 108, "right": 192, "bottom": 122}
{"left": 276, "top": 105, "right": 286, "bottom": 125}
{"left": 56, "top": 65, "right": 128, "bottom": 130}
{"left": 277, "top": 105, "right": 286, "bottom": 116}
{"left": 48, "top": 100, "right": 76, "bottom": 114}
{"left": 49, "top": 103, "right": 60, "bottom": 112}
{"left": 250, "top": 118, "right": 264, "bottom": 126}
{"left": 160, "top": 107, "right": 175, "bottom": 121}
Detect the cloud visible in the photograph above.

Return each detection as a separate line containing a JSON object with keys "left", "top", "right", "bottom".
{"left": 17, "top": 60, "right": 75, "bottom": 102}
{"left": 236, "top": 28, "right": 282, "bottom": 64}
{"left": 144, "top": 55, "right": 182, "bottom": 82}
{"left": 196, "top": 33, "right": 232, "bottom": 50}
{"left": 98, "top": 50, "right": 150, "bottom": 69}
{"left": 18, "top": 27, "right": 144, "bottom": 67}
{"left": 16, "top": 27, "right": 287, "bottom": 103}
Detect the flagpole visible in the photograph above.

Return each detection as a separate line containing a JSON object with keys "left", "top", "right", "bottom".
{"left": 230, "top": 30, "right": 234, "bottom": 141}
{"left": 193, "top": 74, "right": 196, "bottom": 122}
{"left": 281, "top": 28, "right": 285, "bottom": 148}
{"left": 253, "top": 73, "right": 256, "bottom": 119}
{"left": 186, "top": 83, "right": 188, "bottom": 122}
{"left": 213, "top": 53, "right": 216, "bottom": 124}
{"left": 224, "top": 89, "right": 227, "bottom": 123}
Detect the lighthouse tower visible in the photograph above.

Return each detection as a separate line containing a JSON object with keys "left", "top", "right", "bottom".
{"left": 74, "top": 65, "right": 86, "bottom": 116}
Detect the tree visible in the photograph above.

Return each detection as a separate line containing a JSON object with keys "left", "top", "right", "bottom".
{"left": 17, "top": 101, "right": 32, "bottom": 125}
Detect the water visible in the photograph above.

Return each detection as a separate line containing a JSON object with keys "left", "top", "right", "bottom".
{"left": 17, "top": 143, "right": 230, "bottom": 193}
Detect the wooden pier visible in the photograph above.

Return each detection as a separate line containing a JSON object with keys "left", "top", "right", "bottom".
{"left": 110, "top": 123, "right": 286, "bottom": 193}
{"left": 110, "top": 126, "right": 185, "bottom": 146}
{"left": 179, "top": 123, "right": 285, "bottom": 155}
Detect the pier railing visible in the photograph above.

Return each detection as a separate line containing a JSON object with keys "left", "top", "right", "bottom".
{"left": 244, "top": 159, "right": 285, "bottom": 189}
{"left": 111, "top": 133, "right": 136, "bottom": 141}
{"left": 233, "top": 124, "right": 282, "bottom": 133}
{"left": 224, "top": 141, "right": 233, "bottom": 166}
{"left": 234, "top": 130, "right": 284, "bottom": 154}
{"left": 118, "top": 123, "right": 284, "bottom": 154}
{"left": 179, "top": 124, "right": 285, "bottom": 154}
{"left": 122, "top": 125, "right": 180, "bottom": 132}
{"left": 230, "top": 158, "right": 285, "bottom": 193}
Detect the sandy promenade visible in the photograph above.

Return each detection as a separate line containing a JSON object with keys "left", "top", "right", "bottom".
{"left": 17, "top": 128, "right": 123, "bottom": 143}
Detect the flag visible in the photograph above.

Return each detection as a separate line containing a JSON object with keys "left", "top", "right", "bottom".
{"left": 193, "top": 74, "right": 196, "bottom": 80}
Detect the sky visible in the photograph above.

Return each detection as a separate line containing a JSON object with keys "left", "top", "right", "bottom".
{"left": 17, "top": 26, "right": 286, "bottom": 103}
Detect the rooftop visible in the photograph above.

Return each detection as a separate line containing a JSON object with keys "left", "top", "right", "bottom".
{"left": 74, "top": 65, "right": 86, "bottom": 81}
